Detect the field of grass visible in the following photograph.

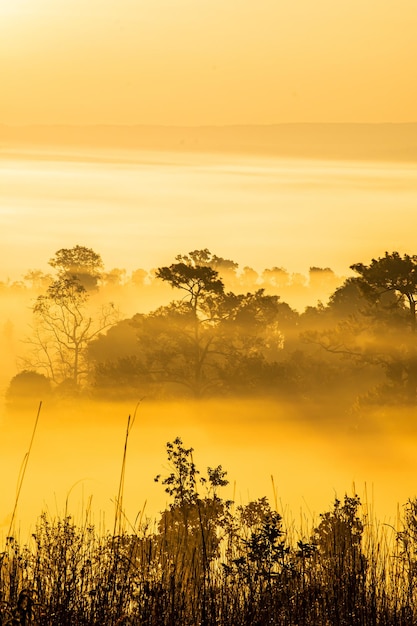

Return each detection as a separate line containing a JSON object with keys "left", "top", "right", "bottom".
{"left": 1, "top": 411, "right": 417, "bottom": 625}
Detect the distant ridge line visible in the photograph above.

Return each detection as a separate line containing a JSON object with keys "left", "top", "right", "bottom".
{"left": 1, "top": 123, "right": 416, "bottom": 162}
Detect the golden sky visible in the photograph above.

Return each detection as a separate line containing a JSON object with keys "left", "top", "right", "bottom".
{"left": 1, "top": 0, "right": 417, "bottom": 126}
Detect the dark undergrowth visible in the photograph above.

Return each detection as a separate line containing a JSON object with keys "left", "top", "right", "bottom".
{"left": 2, "top": 437, "right": 417, "bottom": 625}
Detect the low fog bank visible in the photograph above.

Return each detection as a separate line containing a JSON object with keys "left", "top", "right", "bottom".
{"left": 3, "top": 248, "right": 417, "bottom": 542}
{"left": 3, "top": 147, "right": 417, "bottom": 289}
{"left": 0, "top": 256, "right": 346, "bottom": 399}
{"left": 1, "top": 396, "right": 416, "bottom": 544}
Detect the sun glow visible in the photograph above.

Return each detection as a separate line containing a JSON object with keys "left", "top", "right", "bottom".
{"left": 1, "top": 0, "right": 417, "bottom": 125}
{"left": 0, "top": 0, "right": 31, "bottom": 15}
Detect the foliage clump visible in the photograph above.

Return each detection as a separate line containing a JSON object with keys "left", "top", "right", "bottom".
{"left": 10, "top": 247, "right": 417, "bottom": 410}
{"left": 5, "top": 371, "right": 52, "bottom": 408}
{"left": 2, "top": 438, "right": 417, "bottom": 625}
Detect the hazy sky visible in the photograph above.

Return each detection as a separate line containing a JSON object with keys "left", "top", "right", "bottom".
{"left": 1, "top": 0, "right": 417, "bottom": 125}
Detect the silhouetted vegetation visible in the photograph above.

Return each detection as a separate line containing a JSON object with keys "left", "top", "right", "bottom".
{"left": 3, "top": 247, "right": 417, "bottom": 414}
{"left": 1, "top": 436, "right": 417, "bottom": 625}
{"left": 6, "top": 371, "right": 52, "bottom": 408}
{"left": 24, "top": 276, "right": 118, "bottom": 390}
{"left": 48, "top": 245, "right": 104, "bottom": 291}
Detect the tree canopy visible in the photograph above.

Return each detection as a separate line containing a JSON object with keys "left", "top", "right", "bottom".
{"left": 155, "top": 252, "right": 224, "bottom": 314}
{"left": 27, "top": 275, "right": 117, "bottom": 390}
{"left": 49, "top": 245, "right": 104, "bottom": 290}
{"left": 351, "top": 251, "right": 417, "bottom": 331}
{"left": 10, "top": 246, "right": 417, "bottom": 409}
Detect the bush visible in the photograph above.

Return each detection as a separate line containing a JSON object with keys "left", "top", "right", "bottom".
{"left": 5, "top": 371, "right": 52, "bottom": 408}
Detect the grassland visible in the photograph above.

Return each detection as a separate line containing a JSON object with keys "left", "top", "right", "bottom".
{"left": 1, "top": 417, "right": 417, "bottom": 625}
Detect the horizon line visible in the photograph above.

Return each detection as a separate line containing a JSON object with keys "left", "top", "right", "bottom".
{"left": 1, "top": 121, "right": 417, "bottom": 129}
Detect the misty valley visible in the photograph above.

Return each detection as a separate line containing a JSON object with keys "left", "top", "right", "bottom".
{"left": 2, "top": 245, "right": 417, "bottom": 622}
{"left": 1, "top": 0, "right": 416, "bottom": 615}
{"left": 2, "top": 245, "right": 417, "bottom": 416}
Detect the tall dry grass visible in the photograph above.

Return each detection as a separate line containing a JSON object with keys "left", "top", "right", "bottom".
{"left": 1, "top": 411, "right": 417, "bottom": 625}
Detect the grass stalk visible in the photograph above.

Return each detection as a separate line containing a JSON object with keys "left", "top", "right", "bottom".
{"left": 6, "top": 401, "right": 42, "bottom": 541}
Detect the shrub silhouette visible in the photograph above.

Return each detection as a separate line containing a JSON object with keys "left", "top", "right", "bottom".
{"left": 1, "top": 441, "right": 417, "bottom": 625}
{"left": 5, "top": 370, "right": 52, "bottom": 408}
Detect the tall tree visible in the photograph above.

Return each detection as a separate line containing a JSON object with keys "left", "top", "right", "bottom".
{"left": 48, "top": 245, "right": 104, "bottom": 290}
{"left": 26, "top": 277, "right": 117, "bottom": 390}
{"left": 91, "top": 288, "right": 288, "bottom": 398}
{"left": 23, "top": 270, "right": 52, "bottom": 291}
{"left": 155, "top": 252, "right": 224, "bottom": 314}
{"left": 351, "top": 251, "right": 417, "bottom": 332}
{"left": 303, "top": 252, "right": 417, "bottom": 404}
{"left": 154, "top": 251, "right": 225, "bottom": 395}
{"left": 350, "top": 252, "right": 417, "bottom": 401}
{"left": 262, "top": 266, "right": 290, "bottom": 289}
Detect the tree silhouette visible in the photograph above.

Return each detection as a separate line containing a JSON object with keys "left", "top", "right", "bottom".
{"left": 154, "top": 437, "right": 230, "bottom": 581}
{"left": 349, "top": 252, "right": 417, "bottom": 401}
{"left": 351, "top": 251, "right": 417, "bottom": 332}
{"left": 302, "top": 254, "right": 417, "bottom": 404}
{"left": 6, "top": 370, "right": 52, "bottom": 407}
{"left": 49, "top": 245, "right": 104, "bottom": 290}
{"left": 23, "top": 270, "right": 52, "bottom": 291}
{"left": 91, "top": 285, "right": 288, "bottom": 398}
{"left": 311, "top": 495, "right": 366, "bottom": 620}
{"left": 151, "top": 251, "right": 289, "bottom": 395}
{"left": 153, "top": 252, "right": 225, "bottom": 396}
{"left": 155, "top": 253, "right": 224, "bottom": 314}
{"left": 26, "top": 276, "right": 117, "bottom": 390}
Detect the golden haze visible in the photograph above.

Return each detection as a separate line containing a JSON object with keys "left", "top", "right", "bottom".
{"left": 1, "top": 0, "right": 417, "bottom": 125}
{"left": 1, "top": 147, "right": 417, "bottom": 284}
{"left": 1, "top": 398, "right": 416, "bottom": 541}
{"left": 1, "top": 0, "right": 417, "bottom": 557}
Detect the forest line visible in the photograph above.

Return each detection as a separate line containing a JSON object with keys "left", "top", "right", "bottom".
{"left": 3, "top": 246, "right": 417, "bottom": 415}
